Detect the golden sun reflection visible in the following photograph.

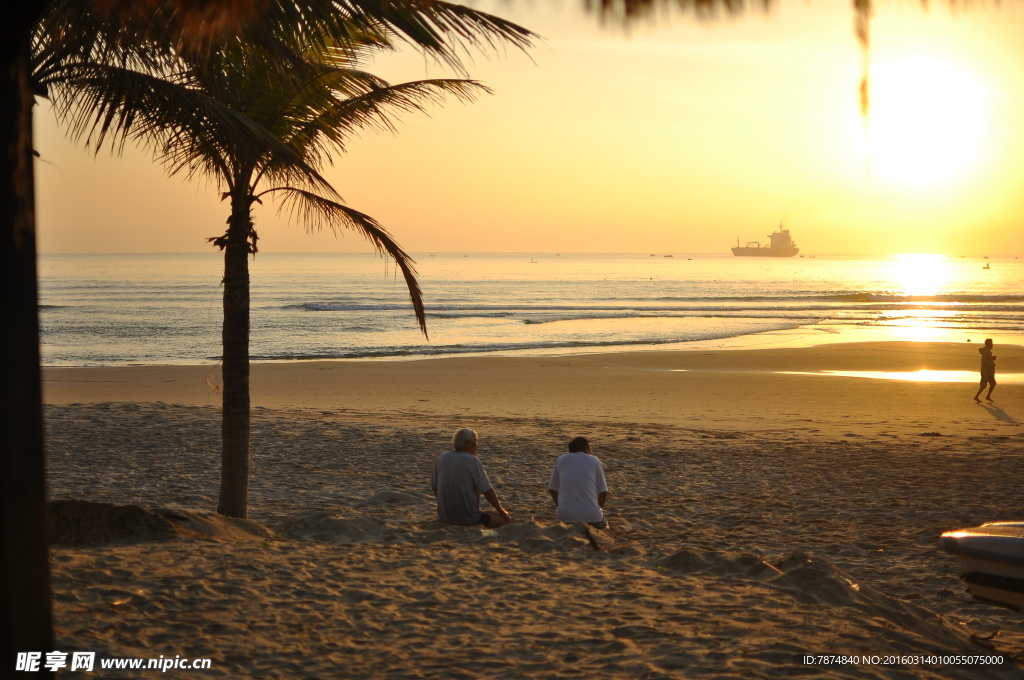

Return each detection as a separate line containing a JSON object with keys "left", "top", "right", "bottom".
{"left": 878, "top": 310, "right": 959, "bottom": 343}
{"left": 878, "top": 254, "right": 962, "bottom": 342}
{"left": 780, "top": 370, "right": 1024, "bottom": 383}
{"left": 890, "top": 253, "right": 950, "bottom": 297}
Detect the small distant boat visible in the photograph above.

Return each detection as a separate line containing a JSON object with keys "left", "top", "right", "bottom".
{"left": 529, "top": 258, "right": 537, "bottom": 263}
{"left": 983, "top": 263, "right": 991, "bottom": 270}
{"left": 732, "top": 223, "right": 799, "bottom": 257}
{"left": 664, "top": 254, "right": 673, "bottom": 258}
{"left": 940, "top": 522, "right": 1024, "bottom": 611}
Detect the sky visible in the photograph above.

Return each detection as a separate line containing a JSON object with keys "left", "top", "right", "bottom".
{"left": 33, "top": 0, "right": 1024, "bottom": 256}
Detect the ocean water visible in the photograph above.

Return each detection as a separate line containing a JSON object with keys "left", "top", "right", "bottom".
{"left": 37, "top": 252, "right": 1024, "bottom": 367}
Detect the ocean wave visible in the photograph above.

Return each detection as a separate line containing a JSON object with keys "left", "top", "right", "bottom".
{"left": 426, "top": 312, "right": 515, "bottom": 319}
{"left": 250, "top": 349, "right": 416, "bottom": 361}
{"left": 521, "top": 312, "right": 826, "bottom": 325}
{"left": 299, "top": 300, "right": 1024, "bottom": 316}
{"left": 846, "top": 319, "right": 1024, "bottom": 332}
{"left": 300, "top": 303, "right": 411, "bottom": 312}
{"left": 40, "top": 253, "right": 1024, "bottom": 367}
{"left": 251, "top": 321, "right": 807, "bottom": 361}
{"left": 649, "top": 292, "right": 1024, "bottom": 304}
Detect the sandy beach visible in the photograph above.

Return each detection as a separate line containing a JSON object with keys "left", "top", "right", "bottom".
{"left": 41, "top": 341, "right": 1024, "bottom": 678}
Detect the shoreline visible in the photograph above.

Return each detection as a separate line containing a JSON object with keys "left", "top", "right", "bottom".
{"left": 43, "top": 340, "right": 1022, "bottom": 438}
{"left": 39, "top": 319, "right": 1024, "bottom": 369}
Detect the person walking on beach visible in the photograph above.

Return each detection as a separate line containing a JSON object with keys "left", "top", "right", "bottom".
{"left": 431, "top": 428, "right": 512, "bottom": 529}
{"left": 548, "top": 436, "right": 609, "bottom": 530}
{"left": 974, "top": 338, "right": 997, "bottom": 402}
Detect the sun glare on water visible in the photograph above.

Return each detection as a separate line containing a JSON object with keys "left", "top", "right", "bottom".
{"left": 880, "top": 254, "right": 958, "bottom": 341}
{"left": 890, "top": 253, "right": 950, "bottom": 297}
{"left": 861, "top": 56, "right": 988, "bottom": 191}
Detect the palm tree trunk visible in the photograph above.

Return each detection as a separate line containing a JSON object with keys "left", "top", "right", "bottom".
{"left": 217, "top": 191, "right": 253, "bottom": 518}
{"left": 1, "top": 7, "right": 54, "bottom": 673}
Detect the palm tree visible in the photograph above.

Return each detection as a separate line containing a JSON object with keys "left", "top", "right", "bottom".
{"left": 189, "top": 45, "right": 489, "bottom": 518}
{"left": 37, "top": 8, "right": 521, "bottom": 517}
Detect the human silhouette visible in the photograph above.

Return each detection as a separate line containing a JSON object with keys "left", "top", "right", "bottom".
{"left": 974, "top": 338, "right": 996, "bottom": 402}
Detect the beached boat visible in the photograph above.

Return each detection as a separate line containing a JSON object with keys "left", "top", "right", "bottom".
{"left": 940, "top": 521, "right": 1024, "bottom": 611}
{"left": 732, "top": 223, "right": 799, "bottom": 257}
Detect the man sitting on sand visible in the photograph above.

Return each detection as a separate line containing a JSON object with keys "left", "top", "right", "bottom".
{"left": 549, "top": 436, "right": 608, "bottom": 530}
{"left": 974, "top": 338, "right": 997, "bottom": 402}
{"left": 430, "top": 428, "right": 512, "bottom": 529}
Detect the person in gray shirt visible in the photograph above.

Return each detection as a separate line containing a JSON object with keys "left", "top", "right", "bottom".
{"left": 430, "top": 428, "right": 512, "bottom": 528}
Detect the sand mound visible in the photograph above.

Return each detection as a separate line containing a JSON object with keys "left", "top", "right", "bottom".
{"left": 656, "top": 548, "right": 986, "bottom": 654}
{"left": 278, "top": 512, "right": 409, "bottom": 544}
{"left": 658, "top": 548, "right": 783, "bottom": 579}
{"left": 277, "top": 511, "right": 629, "bottom": 553}
{"left": 490, "top": 520, "right": 627, "bottom": 552}
{"left": 365, "top": 490, "right": 432, "bottom": 506}
{"left": 153, "top": 507, "right": 276, "bottom": 542}
{"left": 48, "top": 500, "right": 274, "bottom": 546}
{"left": 766, "top": 552, "right": 979, "bottom": 650}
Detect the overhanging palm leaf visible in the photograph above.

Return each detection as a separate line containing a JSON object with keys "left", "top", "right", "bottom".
{"left": 265, "top": 0, "right": 536, "bottom": 74}
{"left": 41, "top": 0, "right": 537, "bottom": 78}
{"left": 45, "top": 63, "right": 303, "bottom": 174}
{"left": 265, "top": 187, "right": 427, "bottom": 335}
{"left": 277, "top": 77, "right": 490, "bottom": 164}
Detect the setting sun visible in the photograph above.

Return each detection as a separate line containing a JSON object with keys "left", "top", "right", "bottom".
{"left": 861, "top": 56, "right": 989, "bottom": 191}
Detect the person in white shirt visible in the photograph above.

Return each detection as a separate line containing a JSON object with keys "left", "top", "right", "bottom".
{"left": 548, "top": 436, "right": 608, "bottom": 529}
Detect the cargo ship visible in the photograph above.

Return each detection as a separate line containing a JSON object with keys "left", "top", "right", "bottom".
{"left": 732, "top": 223, "right": 799, "bottom": 257}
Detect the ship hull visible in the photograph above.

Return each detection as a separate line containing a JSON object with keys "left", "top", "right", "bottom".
{"left": 731, "top": 247, "right": 799, "bottom": 257}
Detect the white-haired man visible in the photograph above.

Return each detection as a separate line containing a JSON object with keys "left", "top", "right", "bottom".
{"left": 431, "top": 428, "right": 512, "bottom": 528}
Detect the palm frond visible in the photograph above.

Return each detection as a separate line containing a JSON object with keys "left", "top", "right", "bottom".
{"left": 222, "top": 0, "right": 536, "bottom": 78}
{"left": 46, "top": 61, "right": 312, "bottom": 185}
{"left": 266, "top": 186, "right": 427, "bottom": 336}
{"left": 334, "top": 0, "right": 538, "bottom": 73}
{"left": 279, "top": 77, "right": 490, "bottom": 168}
{"left": 35, "top": 0, "right": 181, "bottom": 83}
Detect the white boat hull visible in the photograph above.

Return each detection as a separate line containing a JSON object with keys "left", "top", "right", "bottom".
{"left": 940, "top": 522, "right": 1024, "bottom": 611}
